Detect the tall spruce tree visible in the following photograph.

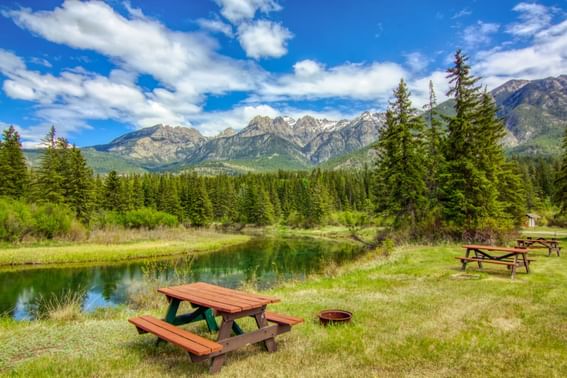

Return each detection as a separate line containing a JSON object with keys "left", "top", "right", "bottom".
{"left": 0, "top": 126, "right": 29, "bottom": 198}
{"left": 556, "top": 126, "right": 567, "bottom": 214}
{"left": 65, "top": 146, "right": 93, "bottom": 221}
{"left": 442, "top": 50, "right": 501, "bottom": 229}
{"left": 103, "top": 170, "right": 122, "bottom": 211}
{"left": 34, "top": 127, "right": 65, "bottom": 203}
{"left": 423, "top": 81, "right": 444, "bottom": 206}
{"left": 374, "top": 79, "right": 428, "bottom": 230}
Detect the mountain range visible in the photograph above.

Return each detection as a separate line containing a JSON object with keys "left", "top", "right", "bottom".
{"left": 24, "top": 75, "right": 567, "bottom": 174}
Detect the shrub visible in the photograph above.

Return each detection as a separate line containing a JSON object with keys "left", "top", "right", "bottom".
{"left": 93, "top": 208, "right": 178, "bottom": 230}
{"left": 0, "top": 197, "right": 33, "bottom": 242}
{"left": 32, "top": 203, "right": 74, "bottom": 239}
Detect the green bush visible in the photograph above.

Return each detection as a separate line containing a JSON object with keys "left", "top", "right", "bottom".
{"left": 93, "top": 208, "right": 178, "bottom": 230}
{"left": 0, "top": 197, "right": 33, "bottom": 242}
{"left": 32, "top": 203, "right": 74, "bottom": 239}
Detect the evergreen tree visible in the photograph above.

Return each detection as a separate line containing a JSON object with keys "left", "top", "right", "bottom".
{"left": 0, "top": 126, "right": 29, "bottom": 198}
{"left": 186, "top": 178, "right": 213, "bottom": 226}
{"left": 34, "top": 127, "right": 65, "bottom": 203}
{"left": 374, "top": 79, "right": 428, "bottom": 230}
{"left": 65, "top": 146, "right": 93, "bottom": 221}
{"left": 556, "top": 126, "right": 567, "bottom": 214}
{"left": 103, "top": 170, "right": 122, "bottom": 211}
{"left": 441, "top": 50, "right": 500, "bottom": 228}
{"left": 423, "top": 81, "right": 444, "bottom": 205}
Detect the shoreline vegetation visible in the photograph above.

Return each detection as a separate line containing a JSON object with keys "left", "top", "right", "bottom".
{"left": 1, "top": 231, "right": 565, "bottom": 376}
{"left": 0, "top": 229, "right": 251, "bottom": 266}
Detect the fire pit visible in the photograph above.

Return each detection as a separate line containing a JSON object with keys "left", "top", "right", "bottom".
{"left": 318, "top": 309, "right": 352, "bottom": 325}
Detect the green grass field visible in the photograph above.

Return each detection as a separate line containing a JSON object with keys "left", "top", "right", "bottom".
{"left": 1, "top": 231, "right": 565, "bottom": 377}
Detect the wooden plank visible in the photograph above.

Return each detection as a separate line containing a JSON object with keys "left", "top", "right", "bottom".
{"left": 171, "top": 286, "right": 260, "bottom": 312}
{"left": 128, "top": 316, "right": 222, "bottom": 356}
{"left": 192, "top": 282, "right": 280, "bottom": 304}
{"left": 265, "top": 311, "right": 304, "bottom": 326}
{"left": 454, "top": 257, "right": 515, "bottom": 266}
{"left": 463, "top": 245, "right": 528, "bottom": 253}
{"left": 188, "top": 284, "right": 268, "bottom": 307}
{"left": 158, "top": 287, "right": 242, "bottom": 313}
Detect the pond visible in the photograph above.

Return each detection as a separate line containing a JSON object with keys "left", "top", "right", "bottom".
{"left": 0, "top": 237, "right": 365, "bottom": 320}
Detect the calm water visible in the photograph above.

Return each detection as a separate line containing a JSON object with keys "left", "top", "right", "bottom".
{"left": 0, "top": 237, "right": 364, "bottom": 320}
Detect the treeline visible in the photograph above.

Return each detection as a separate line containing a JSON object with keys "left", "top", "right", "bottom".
{"left": 372, "top": 50, "right": 567, "bottom": 240}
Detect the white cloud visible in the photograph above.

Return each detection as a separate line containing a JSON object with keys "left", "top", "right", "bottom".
{"left": 215, "top": 0, "right": 282, "bottom": 24}
{"left": 237, "top": 20, "right": 293, "bottom": 59}
{"left": 476, "top": 18, "right": 567, "bottom": 88}
{"left": 5, "top": 0, "right": 259, "bottom": 98}
{"left": 196, "top": 18, "right": 234, "bottom": 37}
{"left": 463, "top": 21, "right": 500, "bottom": 48}
{"left": 506, "top": 2, "right": 556, "bottom": 37}
{"left": 452, "top": 8, "right": 472, "bottom": 19}
{"left": 404, "top": 52, "right": 429, "bottom": 72}
{"left": 259, "top": 60, "right": 407, "bottom": 102}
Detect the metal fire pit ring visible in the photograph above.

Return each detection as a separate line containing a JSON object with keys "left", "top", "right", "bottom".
{"left": 318, "top": 309, "right": 352, "bottom": 325}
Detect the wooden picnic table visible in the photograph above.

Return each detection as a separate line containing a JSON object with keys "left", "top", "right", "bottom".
{"left": 517, "top": 237, "right": 561, "bottom": 257}
{"left": 129, "top": 282, "right": 303, "bottom": 374}
{"left": 456, "top": 245, "right": 533, "bottom": 279}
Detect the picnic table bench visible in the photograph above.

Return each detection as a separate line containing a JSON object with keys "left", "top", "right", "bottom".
{"left": 129, "top": 282, "right": 303, "bottom": 374}
{"left": 517, "top": 237, "right": 561, "bottom": 257}
{"left": 456, "top": 245, "right": 533, "bottom": 279}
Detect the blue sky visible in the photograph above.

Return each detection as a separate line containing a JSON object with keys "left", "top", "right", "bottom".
{"left": 0, "top": 0, "right": 566, "bottom": 146}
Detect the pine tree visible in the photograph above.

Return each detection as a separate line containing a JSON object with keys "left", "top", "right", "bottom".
{"left": 0, "top": 126, "right": 29, "bottom": 198}
{"left": 65, "top": 146, "right": 93, "bottom": 221}
{"left": 374, "top": 79, "right": 428, "bottom": 230}
{"left": 442, "top": 50, "right": 500, "bottom": 229}
{"left": 556, "top": 126, "right": 567, "bottom": 214}
{"left": 423, "top": 81, "right": 444, "bottom": 205}
{"left": 34, "top": 126, "right": 65, "bottom": 203}
{"left": 186, "top": 178, "right": 213, "bottom": 227}
{"left": 103, "top": 170, "right": 122, "bottom": 211}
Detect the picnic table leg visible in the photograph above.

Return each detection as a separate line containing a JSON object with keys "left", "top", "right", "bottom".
{"left": 254, "top": 310, "right": 277, "bottom": 353}
{"left": 522, "top": 253, "right": 530, "bottom": 274}
{"left": 156, "top": 297, "right": 181, "bottom": 346}
{"left": 511, "top": 255, "right": 518, "bottom": 279}
{"left": 473, "top": 249, "right": 483, "bottom": 270}
{"left": 461, "top": 248, "right": 470, "bottom": 271}
{"left": 204, "top": 308, "right": 219, "bottom": 333}
{"left": 209, "top": 316, "right": 234, "bottom": 374}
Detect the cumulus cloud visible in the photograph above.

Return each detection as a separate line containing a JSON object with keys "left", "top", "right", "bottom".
{"left": 476, "top": 16, "right": 567, "bottom": 87}
{"left": 196, "top": 17, "right": 234, "bottom": 37}
{"left": 258, "top": 60, "right": 407, "bottom": 102}
{"left": 506, "top": 2, "right": 557, "bottom": 37}
{"left": 237, "top": 20, "right": 293, "bottom": 59}
{"left": 215, "top": 0, "right": 282, "bottom": 24}
{"left": 5, "top": 0, "right": 259, "bottom": 98}
{"left": 463, "top": 21, "right": 500, "bottom": 48}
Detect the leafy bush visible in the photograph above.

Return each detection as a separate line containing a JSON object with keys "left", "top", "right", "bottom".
{"left": 32, "top": 203, "right": 74, "bottom": 239}
{"left": 93, "top": 208, "right": 178, "bottom": 230}
{"left": 0, "top": 197, "right": 33, "bottom": 242}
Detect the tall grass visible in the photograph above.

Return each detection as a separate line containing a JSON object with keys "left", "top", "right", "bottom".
{"left": 30, "top": 289, "right": 86, "bottom": 321}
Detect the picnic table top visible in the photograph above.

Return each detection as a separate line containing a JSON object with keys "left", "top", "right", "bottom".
{"left": 463, "top": 244, "right": 528, "bottom": 254}
{"left": 158, "top": 282, "right": 280, "bottom": 314}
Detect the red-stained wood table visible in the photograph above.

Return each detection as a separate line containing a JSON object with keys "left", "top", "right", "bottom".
{"left": 156, "top": 282, "right": 301, "bottom": 373}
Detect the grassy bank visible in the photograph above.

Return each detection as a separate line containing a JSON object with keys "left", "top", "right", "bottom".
{"left": 0, "top": 230, "right": 251, "bottom": 266}
{"left": 1, "top": 233, "right": 565, "bottom": 377}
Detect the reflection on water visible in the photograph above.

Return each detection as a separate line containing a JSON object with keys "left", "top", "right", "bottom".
{"left": 0, "top": 237, "right": 364, "bottom": 320}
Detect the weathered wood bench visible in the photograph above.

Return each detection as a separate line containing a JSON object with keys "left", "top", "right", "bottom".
{"left": 129, "top": 315, "right": 223, "bottom": 357}
{"left": 265, "top": 311, "right": 304, "bottom": 327}
{"left": 517, "top": 238, "right": 561, "bottom": 257}
{"left": 456, "top": 245, "right": 532, "bottom": 278}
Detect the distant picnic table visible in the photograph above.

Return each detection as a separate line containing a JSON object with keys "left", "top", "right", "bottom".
{"left": 517, "top": 237, "right": 561, "bottom": 257}
{"left": 456, "top": 245, "right": 533, "bottom": 279}
{"left": 129, "top": 282, "right": 303, "bottom": 374}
